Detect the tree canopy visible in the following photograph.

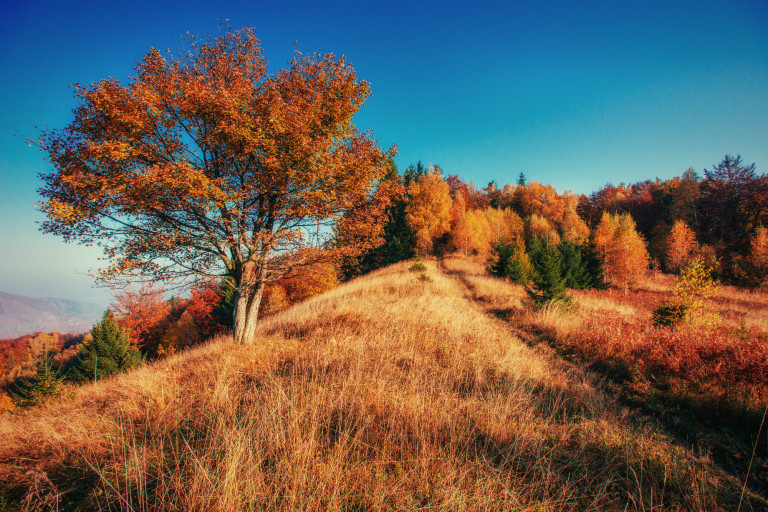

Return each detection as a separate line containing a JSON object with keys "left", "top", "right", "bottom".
{"left": 37, "top": 28, "right": 393, "bottom": 343}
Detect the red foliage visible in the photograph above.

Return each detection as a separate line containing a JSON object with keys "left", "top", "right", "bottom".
{"left": 185, "top": 281, "right": 225, "bottom": 339}
{"left": 565, "top": 291, "right": 768, "bottom": 406}
{"left": 111, "top": 285, "right": 172, "bottom": 352}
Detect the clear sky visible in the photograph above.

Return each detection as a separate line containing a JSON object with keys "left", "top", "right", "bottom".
{"left": 1, "top": 0, "right": 766, "bottom": 303}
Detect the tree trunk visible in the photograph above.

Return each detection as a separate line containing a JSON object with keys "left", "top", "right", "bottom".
{"left": 232, "top": 258, "right": 267, "bottom": 344}
{"left": 233, "top": 282, "right": 264, "bottom": 344}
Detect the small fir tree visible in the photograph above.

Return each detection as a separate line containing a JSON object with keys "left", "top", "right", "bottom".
{"left": 12, "top": 352, "right": 64, "bottom": 408}
{"left": 487, "top": 240, "right": 516, "bottom": 278}
{"left": 72, "top": 310, "right": 144, "bottom": 382}
{"left": 526, "top": 237, "right": 569, "bottom": 308}
{"left": 558, "top": 238, "right": 591, "bottom": 289}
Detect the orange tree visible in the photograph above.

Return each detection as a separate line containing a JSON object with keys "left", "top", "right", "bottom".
{"left": 36, "top": 28, "right": 392, "bottom": 344}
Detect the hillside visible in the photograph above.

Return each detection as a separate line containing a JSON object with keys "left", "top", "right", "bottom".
{"left": 0, "top": 260, "right": 765, "bottom": 510}
{"left": 0, "top": 291, "right": 104, "bottom": 338}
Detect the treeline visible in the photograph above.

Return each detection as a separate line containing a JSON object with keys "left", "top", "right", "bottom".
{"left": 578, "top": 155, "right": 768, "bottom": 286}
{"left": 342, "top": 154, "right": 767, "bottom": 290}
{"left": 342, "top": 159, "right": 645, "bottom": 296}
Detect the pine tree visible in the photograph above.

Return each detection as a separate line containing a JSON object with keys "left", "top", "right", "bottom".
{"left": 487, "top": 240, "right": 516, "bottom": 278}
{"left": 12, "top": 352, "right": 64, "bottom": 408}
{"left": 72, "top": 311, "right": 144, "bottom": 382}
{"left": 526, "top": 237, "right": 569, "bottom": 308}
{"left": 558, "top": 238, "right": 591, "bottom": 289}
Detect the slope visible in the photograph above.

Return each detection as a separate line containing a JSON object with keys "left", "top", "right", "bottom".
{"left": 0, "top": 260, "right": 761, "bottom": 511}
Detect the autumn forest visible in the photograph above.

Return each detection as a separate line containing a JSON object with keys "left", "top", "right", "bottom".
{"left": 1, "top": 26, "right": 768, "bottom": 511}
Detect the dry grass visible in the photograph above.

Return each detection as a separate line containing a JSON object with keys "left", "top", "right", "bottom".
{"left": 0, "top": 260, "right": 757, "bottom": 510}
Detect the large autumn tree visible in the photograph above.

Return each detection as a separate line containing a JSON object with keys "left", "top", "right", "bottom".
{"left": 37, "top": 28, "right": 392, "bottom": 344}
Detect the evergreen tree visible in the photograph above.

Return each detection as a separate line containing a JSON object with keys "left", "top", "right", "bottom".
{"left": 526, "top": 237, "right": 569, "bottom": 308}
{"left": 487, "top": 240, "right": 516, "bottom": 278}
{"left": 72, "top": 311, "right": 144, "bottom": 382}
{"left": 213, "top": 282, "right": 236, "bottom": 329}
{"left": 580, "top": 241, "right": 607, "bottom": 289}
{"left": 339, "top": 157, "right": 416, "bottom": 279}
{"left": 12, "top": 352, "right": 63, "bottom": 408}
{"left": 517, "top": 172, "right": 527, "bottom": 186}
{"left": 558, "top": 238, "right": 591, "bottom": 289}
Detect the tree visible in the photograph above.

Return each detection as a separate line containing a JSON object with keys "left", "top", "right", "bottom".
{"left": 339, "top": 157, "right": 413, "bottom": 278}
{"left": 743, "top": 226, "right": 768, "bottom": 287}
{"left": 673, "top": 256, "right": 720, "bottom": 328}
{"left": 593, "top": 212, "right": 649, "bottom": 294}
{"left": 699, "top": 155, "right": 763, "bottom": 253}
{"left": 12, "top": 351, "right": 64, "bottom": 408}
{"left": 526, "top": 237, "right": 568, "bottom": 308}
{"left": 72, "top": 311, "right": 143, "bottom": 382}
{"left": 666, "top": 220, "right": 697, "bottom": 273}
{"left": 37, "top": 28, "right": 392, "bottom": 344}
{"left": 111, "top": 284, "right": 171, "bottom": 353}
{"left": 672, "top": 167, "right": 700, "bottom": 230}
{"left": 506, "top": 238, "right": 532, "bottom": 285}
{"left": 405, "top": 168, "right": 452, "bottom": 255}
{"left": 558, "top": 238, "right": 591, "bottom": 289}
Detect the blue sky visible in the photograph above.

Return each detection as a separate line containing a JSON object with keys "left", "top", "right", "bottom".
{"left": 1, "top": 0, "right": 766, "bottom": 303}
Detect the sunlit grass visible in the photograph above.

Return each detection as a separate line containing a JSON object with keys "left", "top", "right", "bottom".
{"left": 0, "top": 258, "right": 759, "bottom": 510}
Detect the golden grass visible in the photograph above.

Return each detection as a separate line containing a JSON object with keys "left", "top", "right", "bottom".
{"left": 0, "top": 259, "right": 754, "bottom": 510}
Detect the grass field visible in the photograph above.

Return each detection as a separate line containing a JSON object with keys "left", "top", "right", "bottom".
{"left": 0, "top": 259, "right": 765, "bottom": 510}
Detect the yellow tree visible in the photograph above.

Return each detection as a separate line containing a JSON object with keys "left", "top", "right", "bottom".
{"left": 36, "top": 28, "right": 392, "bottom": 344}
{"left": 593, "top": 212, "right": 618, "bottom": 284}
{"left": 468, "top": 210, "right": 492, "bottom": 255}
{"left": 527, "top": 214, "right": 560, "bottom": 245}
{"left": 502, "top": 208, "right": 525, "bottom": 242}
{"left": 561, "top": 208, "right": 590, "bottom": 244}
{"left": 484, "top": 208, "right": 524, "bottom": 247}
{"left": 666, "top": 220, "right": 697, "bottom": 272}
{"left": 593, "top": 212, "right": 649, "bottom": 294}
{"left": 451, "top": 215, "right": 472, "bottom": 257}
{"left": 406, "top": 169, "right": 452, "bottom": 255}
{"left": 748, "top": 226, "right": 768, "bottom": 286}
{"left": 674, "top": 256, "right": 720, "bottom": 327}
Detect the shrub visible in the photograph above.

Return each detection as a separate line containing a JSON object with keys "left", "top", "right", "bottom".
{"left": 409, "top": 262, "right": 427, "bottom": 272}
{"left": 0, "top": 392, "right": 14, "bottom": 412}
{"left": 652, "top": 301, "right": 689, "bottom": 329}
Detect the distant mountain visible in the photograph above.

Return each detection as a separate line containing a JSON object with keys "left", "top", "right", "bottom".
{"left": 0, "top": 291, "right": 105, "bottom": 338}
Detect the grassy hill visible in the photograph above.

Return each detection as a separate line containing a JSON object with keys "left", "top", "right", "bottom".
{"left": 0, "top": 259, "right": 765, "bottom": 511}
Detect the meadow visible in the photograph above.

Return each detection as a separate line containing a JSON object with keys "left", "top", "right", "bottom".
{"left": 1, "top": 259, "right": 765, "bottom": 510}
